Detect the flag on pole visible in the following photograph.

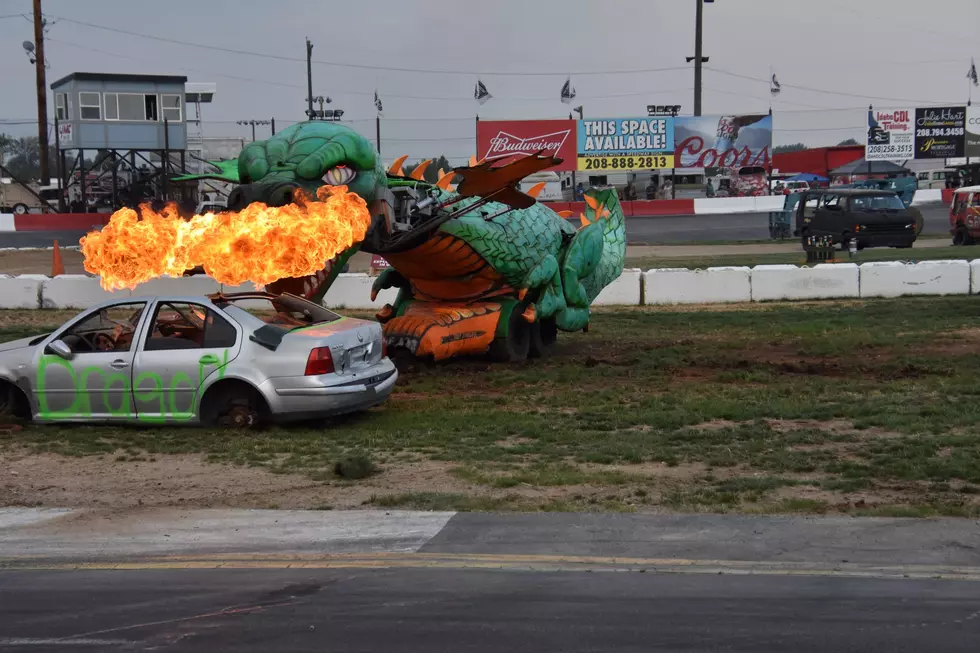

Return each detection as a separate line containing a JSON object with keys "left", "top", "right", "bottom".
{"left": 374, "top": 90, "right": 383, "bottom": 113}
{"left": 474, "top": 79, "right": 492, "bottom": 105}
{"left": 770, "top": 72, "right": 781, "bottom": 95}
{"left": 968, "top": 58, "right": 978, "bottom": 87}
{"left": 560, "top": 76, "right": 577, "bottom": 104}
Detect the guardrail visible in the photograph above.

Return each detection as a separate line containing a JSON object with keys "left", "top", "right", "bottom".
{"left": 2, "top": 261, "right": 978, "bottom": 310}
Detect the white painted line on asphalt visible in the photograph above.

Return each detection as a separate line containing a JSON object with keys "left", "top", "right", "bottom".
{"left": 0, "top": 508, "right": 74, "bottom": 530}
{"left": 0, "top": 509, "right": 456, "bottom": 558}
{"left": 0, "top": 638, "right": 135, "bottom": 646}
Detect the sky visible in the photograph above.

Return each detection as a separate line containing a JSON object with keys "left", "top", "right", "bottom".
{"left": 1, "top": 0, "right": 977, "bottom": 165}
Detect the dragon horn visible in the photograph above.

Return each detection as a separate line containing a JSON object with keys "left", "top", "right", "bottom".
{"left": 409, "top": 159, "right": 432, "bottom": 180}
{"left": 580, "top": 213, "right": 591, "bottom": 227}
{"left": 584, "top": 194, "right": 599, "bottom": 210}
{"left": 435, "top": 169, "right": 454, "bottom": 190}
{"left": 388, "top": 154, "right": 408, "bottom": 176}
{"left": 526, "top": 181, "right": 547, "bottom": 199}
{"left": 557, "top": 210, "right": 573, "bottom": 218}
{"left": 468, "top": 155, "right": 478, "bottom": 167}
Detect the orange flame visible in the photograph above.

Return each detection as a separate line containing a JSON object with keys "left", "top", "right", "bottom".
{"left": 80, "top": 185, "right": 371, "bottom": 291}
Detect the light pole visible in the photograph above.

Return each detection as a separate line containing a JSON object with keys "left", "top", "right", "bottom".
{"left": 305, "top": 96, "right": 344, "bottom": 121}
{"left": 237, "top": 119, "right": 271, "bottom": 141}
{"left": 685, "top": 0, "right": 713, "bottom": 116}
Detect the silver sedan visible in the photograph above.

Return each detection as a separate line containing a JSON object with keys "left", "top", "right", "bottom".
{"left": 0, "top": 292, "right": 398, "bottom": 427}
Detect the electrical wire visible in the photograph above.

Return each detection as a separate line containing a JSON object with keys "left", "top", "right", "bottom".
{"left": 704, "top": 66, "right": 962, "bottom": 105}
{"left": 51, "top": 15, "right": 691, "bottom": 77}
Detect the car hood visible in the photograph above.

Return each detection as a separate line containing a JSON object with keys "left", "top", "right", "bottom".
{"left": 0, "top": 335, "right": 44, "bottom": 353}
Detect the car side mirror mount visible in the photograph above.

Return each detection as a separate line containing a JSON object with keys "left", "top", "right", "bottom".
{"left": 47, "top": 339, "right": 73, "bottom": 360}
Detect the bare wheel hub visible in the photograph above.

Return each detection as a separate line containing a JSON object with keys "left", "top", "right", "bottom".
{"left": 222, "top": 405, "right": 258, "bottom": 428}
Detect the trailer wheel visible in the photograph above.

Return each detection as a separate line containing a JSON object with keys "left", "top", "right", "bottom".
{"left": 488, "top": 305, "right": 531, "bottom": 363}
{"left": 12, "top": 203, "right": 28, "bottom": 215}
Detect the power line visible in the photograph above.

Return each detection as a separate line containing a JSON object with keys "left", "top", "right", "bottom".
{"left": 704, "top": 66, "right": 961, "bottom": 105}
{"left": 48, "top": 36, "right": 690, "bottom": 102}
{"left": 52, "top": 15, "right": 692, "bottom": 77}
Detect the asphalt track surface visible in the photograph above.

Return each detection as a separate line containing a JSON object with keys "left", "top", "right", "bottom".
{"left": 2, "top": 511, "right": 980, "bottom": 652}
{"left": 0, "top": 204, "right": 950, "bottom": 249}
{"left": 2, "top": 567, "right": 978, "bottom": 652}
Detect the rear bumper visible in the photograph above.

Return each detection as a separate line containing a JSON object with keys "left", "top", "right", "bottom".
{"left": 259, "top": 360, "right": 399, "bottom": 420}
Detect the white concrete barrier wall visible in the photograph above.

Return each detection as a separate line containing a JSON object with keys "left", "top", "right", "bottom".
{"left": 0, "top": 213, "right": 14, "bottom": 232}
{"left": 912, "top": 189, "right": 942, "bottom": 205}
{"left": 0, "top": 274, "right": 42, "bottom": 309}
{"left": 323, "top": 273, "right": 399, "bottom": 309}
{"left": 751, "top": 263, "right": 860, "bottom": 301}
{"left": 971, "top": 260, "right": 980, "bottom": 294}
{"left": 39, "top": 274, "right": 125, "bottom": 309}
{"left": 754, "top": 196, "right": 786, "bottom": 212}
{"left": 644, "top": 267, "right": 751, "bottom": 304}
{"left": 859, "top": 260, "right": 970, "bottom": 298}
{"left": 692, "top": 197, "right": 751, "bottom": 214}
{"left": 7, "top": 261, "right": 980, "bottom": 312}
{"left": 594, "top": 269, "right": 642, "bottom": 305}
{"left": 693, "top": 196, "right": 786, "bottom": 215}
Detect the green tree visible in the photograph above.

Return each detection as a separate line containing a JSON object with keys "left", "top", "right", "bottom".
{"left": 773, "top": 143, "right": 806, "bottom": 154}
{"left": 403, "top": 155, "right": 456, "bottom": 184}
{"left": 0, "top": 134, "right": 56, "bottom": 182}
{"left": 836, "top": 138, "right": 859, "bottom": 146}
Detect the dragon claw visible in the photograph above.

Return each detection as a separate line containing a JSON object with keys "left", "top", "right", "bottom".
{"left": 521, "top": 304, "right": 537, "bottom": 323}
{"left": 518, "top": 288, "right": 528, "bottom": 300}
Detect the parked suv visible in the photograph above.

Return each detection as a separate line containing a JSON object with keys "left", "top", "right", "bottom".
{"left": 794, "top": 189, "right": 917, "bottom": 250}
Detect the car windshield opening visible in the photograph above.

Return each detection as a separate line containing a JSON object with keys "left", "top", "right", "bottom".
{"left": 851, "top": 195, "right": 905, "bottom": 211}
{"left": 217, "top": 294, "right": 341, "bottom": 328}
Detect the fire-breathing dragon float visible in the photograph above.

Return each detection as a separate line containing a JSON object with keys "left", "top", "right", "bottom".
{"left": 97, "top": 121, "right": 627, "bottom": 362}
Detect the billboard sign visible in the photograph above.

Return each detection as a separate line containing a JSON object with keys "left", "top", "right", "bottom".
{"left": 476, "top": 119, "right": 576, "bottom": 172}
{"left": 914, "top": 106, "right": 966, "bottom": 159}
{"left": 58, "top": 123, "right": 73, "bottom": 148}
{"left": 576, "top": 117, "right": 673, "bottom": 171}
{"left": 966, "top": 105, "right": 980, "bottom": 159}
{"left": 673, "top": 114, "right": 772, "bottom": 169}
{"left": 866, "top": 108, "right": 913, "bottom": 161}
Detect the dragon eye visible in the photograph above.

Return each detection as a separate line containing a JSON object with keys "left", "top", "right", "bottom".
{"left": 322, "top": 165, "right": 356, "bottom": 186}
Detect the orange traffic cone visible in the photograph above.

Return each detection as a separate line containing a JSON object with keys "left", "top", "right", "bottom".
{"left": 51, "top": 240, "right": 65, "bottom": 277}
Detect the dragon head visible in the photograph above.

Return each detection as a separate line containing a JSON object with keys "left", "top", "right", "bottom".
{"left": 225, "top": 122, "right": 386, "bottom": 211}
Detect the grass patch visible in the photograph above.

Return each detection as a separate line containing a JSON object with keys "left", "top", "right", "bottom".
{"left": 333, "top": 453, "right": 379, "bottom": 480}
{"left": 4, "top": 296, "right": 980, "bottom": 516}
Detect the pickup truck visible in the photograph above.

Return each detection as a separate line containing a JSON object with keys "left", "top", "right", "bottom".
{"left": 794, "top": 189, "right": 917, "bottom": 250}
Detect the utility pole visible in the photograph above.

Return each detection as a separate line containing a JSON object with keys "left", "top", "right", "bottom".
{"left": 33, "top": 0, "right": 50, "bottom": 185}
{"left": 686, "top": 0, "right": 712, "bottom": 117}
{"left": 570, "top": 106, "right": 583, "bottom": 199}
{"left": 306, "top": 38, "right": 314, "bottom": 120}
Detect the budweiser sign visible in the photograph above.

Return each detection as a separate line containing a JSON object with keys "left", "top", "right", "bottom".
{"left": 485, "top": 129, "right": 571, "bottom": 160}
{"left": 476, "top": 119, "right": 577, "bottom": 171}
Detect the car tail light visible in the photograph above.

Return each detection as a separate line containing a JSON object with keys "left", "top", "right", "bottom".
{"left": 305, "top": 347, "right": 335, "bottom": 376}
